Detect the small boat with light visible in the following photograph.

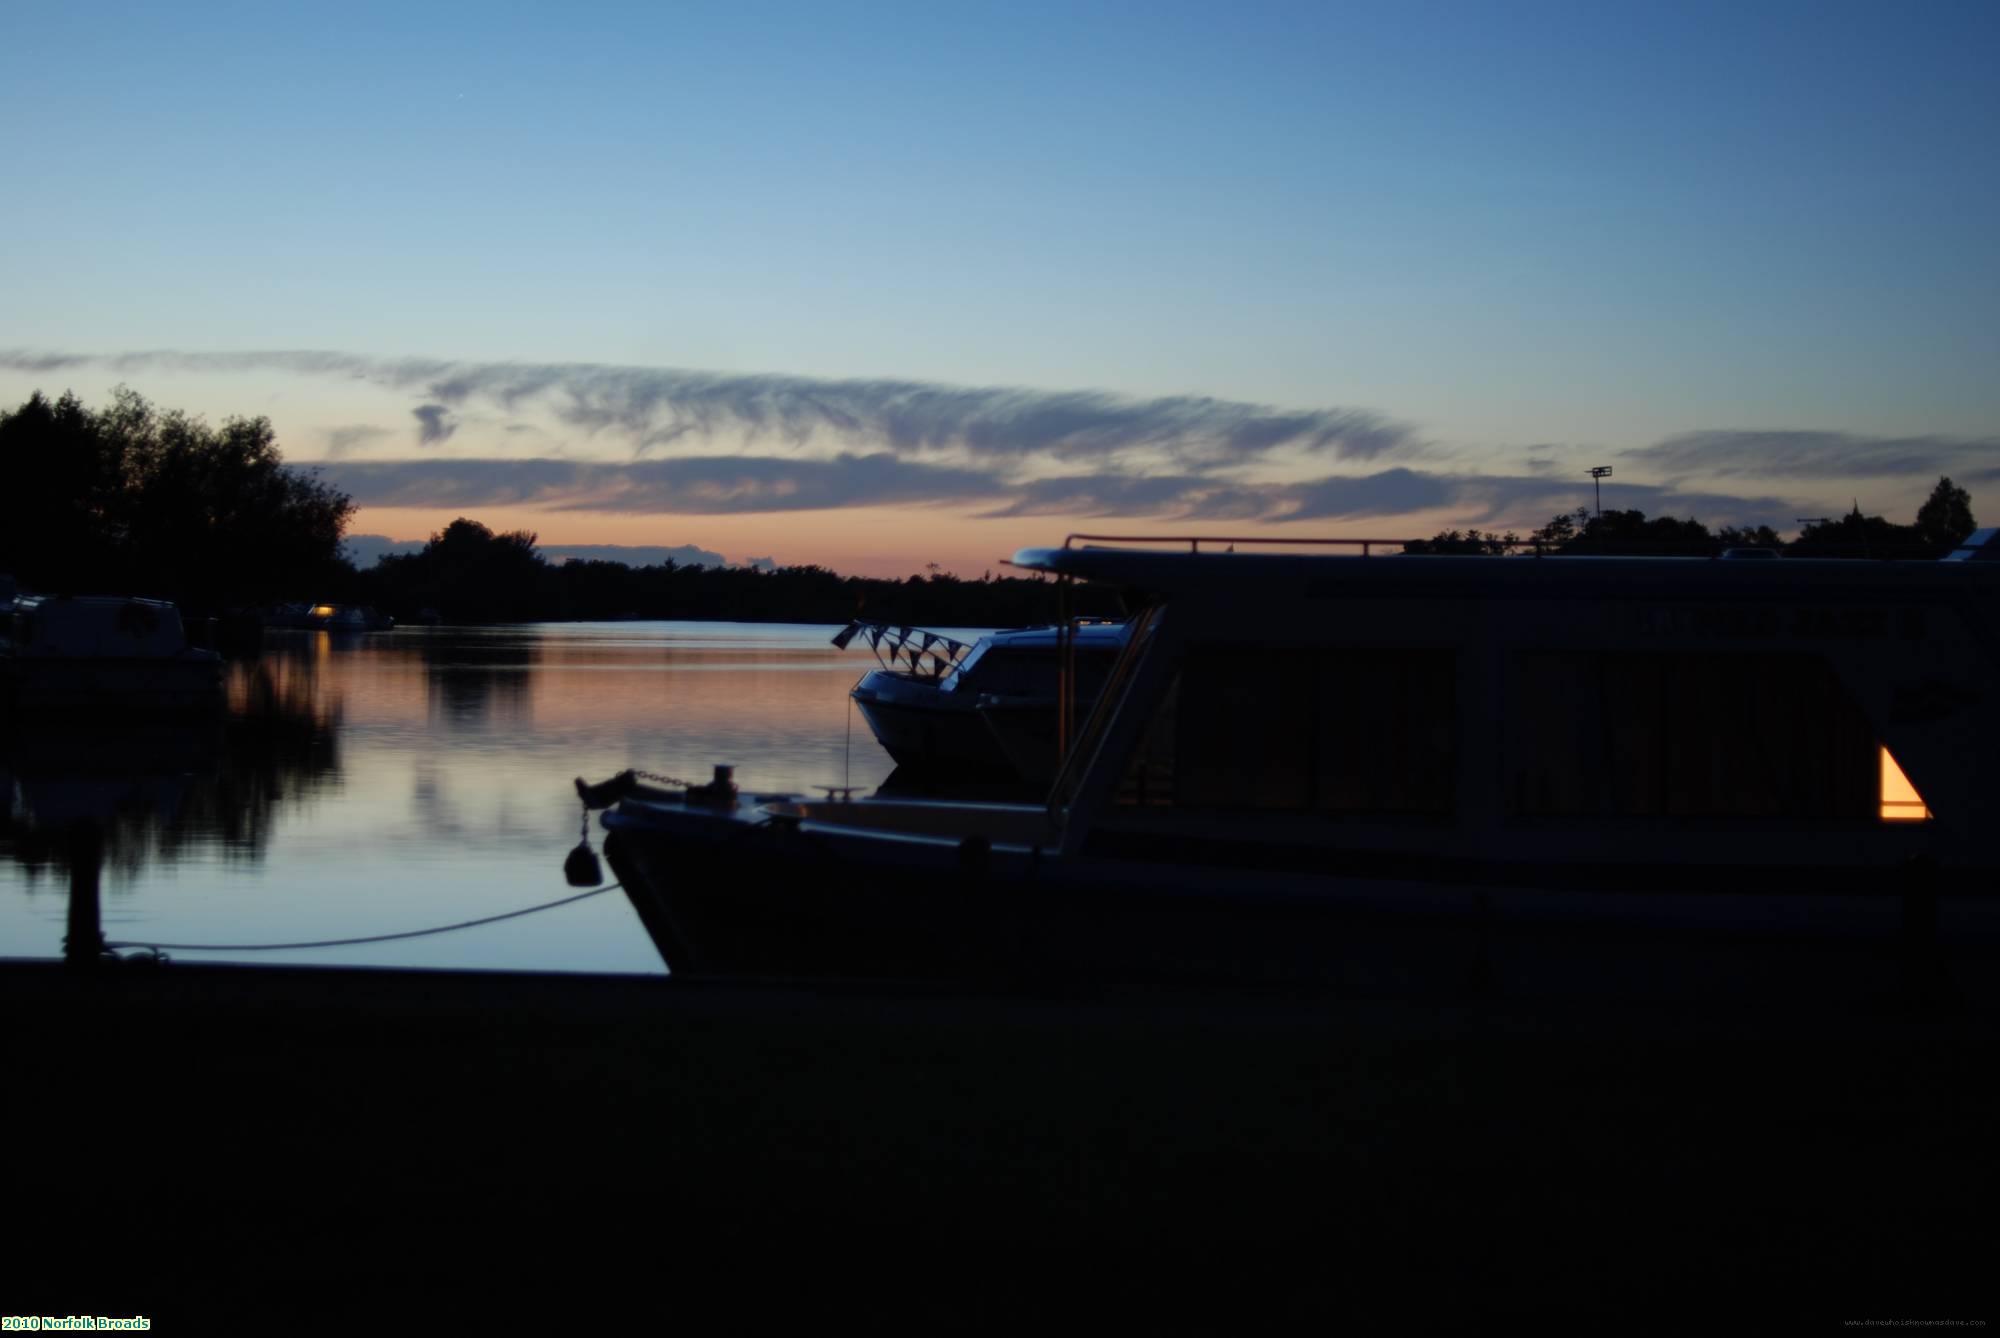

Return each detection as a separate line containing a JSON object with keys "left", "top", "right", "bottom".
{"left": 585, "top": 531, "right": 2000, "bottom": 1000}
{"left": 268, "top": 602, "right": 395, "bottom": 632}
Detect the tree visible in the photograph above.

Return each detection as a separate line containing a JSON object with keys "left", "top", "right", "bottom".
{"left": 366, "top": 518, "right": 549, "bottom": 622}
{"left": 1403, "top": 529, "right": 1519, "bottom": 555}
{"left": 1529, "top": 509, "right": 1585, "bottom": 553}
{"left": 1715, "top": 524, "right": 1785, "bottom": 550}
{"left": 0, "top": 387, "right": 354, "bottom": 608}
{"left": 1526, "top": 507, "right": 1714, "bottom": 556}
{"left": 1787, "top": 504, "right": 1927, "bottom": 558}
{"left": 0, "top": 390, "right": 130, "bottom": 590}
{"left": 1914, "top": 476, "right": 1975, "bottom": 553}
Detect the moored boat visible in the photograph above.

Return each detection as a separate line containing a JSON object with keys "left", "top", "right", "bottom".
{"left": 840, "top": 619, "right": 1127, "bottom": 781}
{"left": 1, "top": 594, "right": 224, "bottom": 717}
{"left": 590, "top": 532, "right": 2000, "bottom": 1000}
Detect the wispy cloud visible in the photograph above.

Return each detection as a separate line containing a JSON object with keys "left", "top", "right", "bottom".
{"left": 0, "top": 347, "right": 1933, "bottom": 531}
{"left": 1625, "top": 429, "right": 1999, "bottom": 481}
{"left": 0, "top": 348, "right": 1418, "bottom": 469}
{"left": 411, "top": 403, "right": 457, "bottom": 446}
{"left": 320, "top": 453, "right": 1001, "bottom": 514}
{"left": 315, "top": 455, "right": 1808, "bottom": 530}
{"left": 324, "top": 423, "right": 391, "bottom": 457}
{"left": 1281, "top": 468, "right": 1457, "bottom": 521}
{"left": 975, "top": 473, "right": 1276, "bottom": 521}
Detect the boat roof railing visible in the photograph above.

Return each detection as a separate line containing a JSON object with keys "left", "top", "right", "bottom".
{"left": 1063, "top": 533, "right": 1425, "bottom": 557}
{"left": 1056, "top": 532, "right": 1971, "bottom": 560}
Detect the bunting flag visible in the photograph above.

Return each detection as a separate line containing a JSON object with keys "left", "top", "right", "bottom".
{"left": 833, "top": 620, "right": 977, "bottom": 676}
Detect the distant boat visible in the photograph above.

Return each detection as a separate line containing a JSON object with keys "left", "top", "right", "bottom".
{"left": 1, "top": 594, "right": 223, "bottom": 717}
{"left": 268, "top": 602, "right": 395, "bottom": 632}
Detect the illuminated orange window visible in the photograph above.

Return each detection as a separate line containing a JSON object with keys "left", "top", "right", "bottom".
{"left": 1879, "top": 746, "right": 1932, "bottom": 822}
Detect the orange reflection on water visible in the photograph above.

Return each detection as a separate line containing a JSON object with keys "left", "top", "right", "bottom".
{"left": 275, "top": 625, "right": 895, "bottom": 796}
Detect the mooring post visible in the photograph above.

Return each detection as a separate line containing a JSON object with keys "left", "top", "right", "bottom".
{"left": 64, "top": 823, "right": 107, "bottom": 970}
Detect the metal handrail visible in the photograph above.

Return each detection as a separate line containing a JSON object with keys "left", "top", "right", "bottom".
{"left": 1059, "top": 533, "right": 1875, "bottom": 558}
{"left": 1064, "top": 533, "right": 1421, "bottom": 556}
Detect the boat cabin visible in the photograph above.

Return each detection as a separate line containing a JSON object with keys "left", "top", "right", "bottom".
{"left": 10, "top": 595, "right": 196, "bottom": 659}
{"left": 1017, "top": 539, "right": 1998, "bottom": 881}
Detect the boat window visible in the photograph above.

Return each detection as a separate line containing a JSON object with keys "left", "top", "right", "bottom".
{"left": 1117, "top": 648, "right": 1456, "bottom": 814}
{"left": 1506, "top": 652, "right": 1892, "bottom": 819}
{"left": 971, "top": 648, "right": 1118, "bottom": 697}
{"left": 1880, "top": 746, "right": 1932, "bottom": 822}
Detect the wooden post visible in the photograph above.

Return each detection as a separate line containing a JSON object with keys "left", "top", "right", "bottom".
{"left": 64, "top": 824, "right": 106, "bottom": 970}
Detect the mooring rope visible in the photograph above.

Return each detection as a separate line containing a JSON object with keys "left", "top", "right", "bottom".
{"left": 103, "top": 882, "right": 622, "bottom": 954}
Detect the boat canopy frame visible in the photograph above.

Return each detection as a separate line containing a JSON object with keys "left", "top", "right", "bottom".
{"left": 832, "top": 620, "right": 977, "bottom": 682}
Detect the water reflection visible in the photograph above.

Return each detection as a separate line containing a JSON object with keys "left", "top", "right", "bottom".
{"left": 1, "top": 652, "right": 342, "bottom": 878}
{"left": 1, "top": 622, "right": 927, "bottom": 971}
{"left": 412, "top": 628, "right": 535, "bottom": 727}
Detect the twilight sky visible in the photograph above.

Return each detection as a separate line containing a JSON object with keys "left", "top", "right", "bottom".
{"left": 4, "top": 0, "right": 1996, "bottom": 576}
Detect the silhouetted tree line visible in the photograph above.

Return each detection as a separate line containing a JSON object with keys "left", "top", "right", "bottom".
{"left": 353, "top": 518, "right": 1121, "bottom": 626}
{"left": 0, "top": 389, "right": 354, "bottom": 614}
{"left": 0, "top": 389, "right": 1110, "bottom": 627}
{"left": 1405, "top": 477, "right": 1977, "bottom": 559}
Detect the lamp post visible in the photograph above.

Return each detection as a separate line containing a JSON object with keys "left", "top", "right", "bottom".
{"left": 1588, "top": 466, "right": 1613, "bottom": 517}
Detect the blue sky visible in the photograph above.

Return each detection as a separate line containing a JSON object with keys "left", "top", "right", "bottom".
{"left": 4, "top": 0, "right": 1995, "bottom": 573}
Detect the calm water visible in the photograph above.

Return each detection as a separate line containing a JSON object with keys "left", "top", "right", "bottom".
{"left": 0, "top": 622, "right": 977, "bottom": 973}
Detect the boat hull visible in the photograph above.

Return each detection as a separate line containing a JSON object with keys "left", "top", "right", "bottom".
{"left": 975, "top": 696, "right": 1066, "bottom": 787}
{"left": 850, "top": 687, "right": 1015, "bottom": 775}
{"left": 604, "top": 798, "right": 2000, "bottom": 1005}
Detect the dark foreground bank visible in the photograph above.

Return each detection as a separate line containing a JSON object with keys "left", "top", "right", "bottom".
{"left": 10, "top": 961, "right": 1992, "bottom": 1330}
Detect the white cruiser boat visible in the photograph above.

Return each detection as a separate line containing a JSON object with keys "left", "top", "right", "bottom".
{"left": 587, "top": 532, "right": 2000, "bottom": 1000}
{"left": 841, "top": 620, "right": 1127, "bottom": 782}
{"left": 1, "top": 594, "right": 224, "bottom": 716}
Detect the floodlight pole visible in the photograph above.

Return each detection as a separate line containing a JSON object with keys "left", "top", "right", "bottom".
{"left": 1588, "top": 466, "right": 1613, "bottom": 518}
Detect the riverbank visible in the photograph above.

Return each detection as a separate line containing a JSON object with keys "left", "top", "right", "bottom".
{"left": 11, "top": 959, "right": 1991, "bottom": 1328}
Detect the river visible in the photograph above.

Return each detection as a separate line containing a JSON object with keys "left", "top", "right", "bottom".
{"left": 0, "top": 622, "right": 976, "bottom": 972}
